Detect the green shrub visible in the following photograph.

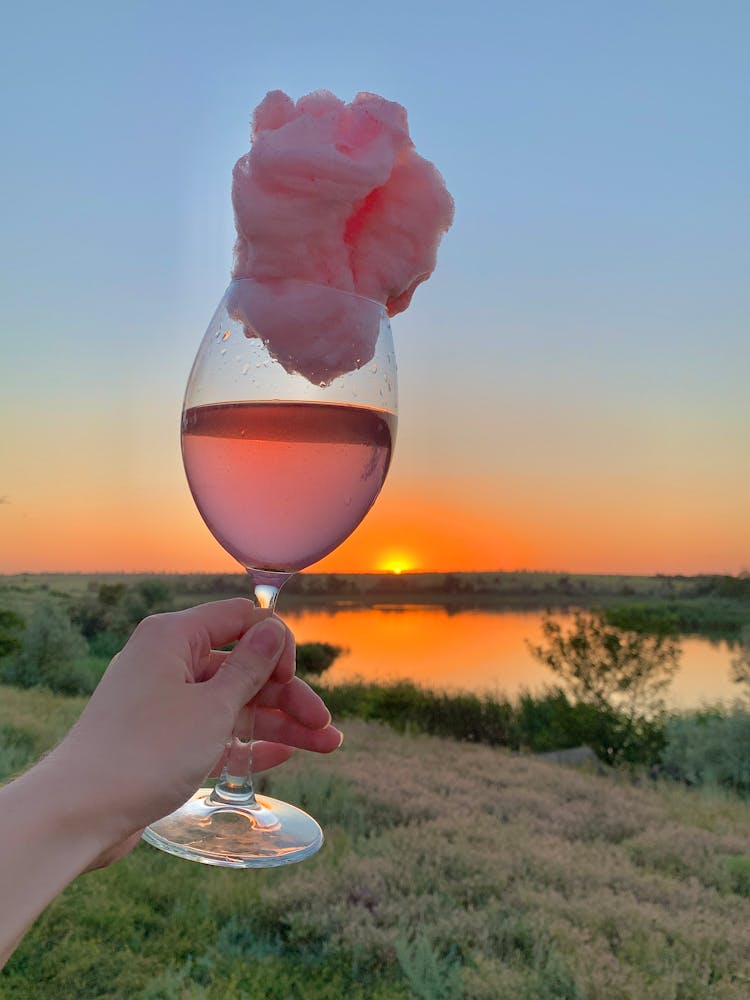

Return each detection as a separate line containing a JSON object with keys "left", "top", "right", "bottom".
{"left": 395, "top": 934, "right": 462, "bottom": 1000}
{"left": 730, "top": 624, "right": 750, "bottom": 690}
{"left": 527, "top": 611, "right": 679, "bottom": 721}
{"left": 317, "top": 681, "right": 518, "bottom": 747}
{"left": 1, "top": 600, "right": 92, "bottom": 696}
{"left": 70, "top": 578, "right": 175, "bottom": 648}
{"left": 125, "top": 578, "right": 173, "bottom": 625}
{"left": 296, "top": 642, "right": 343, "bottom": 676}
{"left": 0, "top": 608, "right": 24, "bottom": 659}
{"left": 724, "top": 854, "right": 750, "bottom": 896}
{"left": 87, "top": 629, "right": 124, "bottom": 659}
{"left": 515, "top": 688, "right": 665, "bottom": 766}
{"left": 315, "top": 680, "right": 664, "bottom": 766}
{"left": 662, "top": 708, "right": 750, "bottom": 795}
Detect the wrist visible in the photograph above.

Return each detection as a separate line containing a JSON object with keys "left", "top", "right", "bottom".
{"left": 11, "top": 753, "right": 116, "bottom": 871}
{"left": 41, "top": 737, "right": 140, "bottom": 857}
{"left": 0, "top": 756, "right": 116, "bottom": 965}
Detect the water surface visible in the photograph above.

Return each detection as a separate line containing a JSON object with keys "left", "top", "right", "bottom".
{"left": 284, "top": 605, "right": 738, "bottom": 709}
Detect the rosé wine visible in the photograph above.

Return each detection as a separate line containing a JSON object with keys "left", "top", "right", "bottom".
{"left": 182, "top": 400, "right": 395, "bottom": 572}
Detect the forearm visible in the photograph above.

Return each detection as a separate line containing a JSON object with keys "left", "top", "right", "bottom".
{"left": 0, "top": 756, "right": 110, "bottom": 968}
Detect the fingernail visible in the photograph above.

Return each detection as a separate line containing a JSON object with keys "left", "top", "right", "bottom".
{"left": 245, "top": 617, "right": 286, "bottom": 659}
{"left": 335, "top": 728, "right": 344, "bottom": 747}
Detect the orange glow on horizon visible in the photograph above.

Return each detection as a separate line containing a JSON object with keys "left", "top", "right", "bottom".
{"left": 312, "top": 490, "right": 536, "bottom": 574}
{"left": 0, "top": 473, "right": 747, "bottom": 577}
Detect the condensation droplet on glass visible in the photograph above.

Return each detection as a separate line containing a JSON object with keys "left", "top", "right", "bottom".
{"left": 318, "top": 381, "right": 326, "bottom": 388}
{"left": 222, "top": 330, "right": 231, "bottom": 341}
{"left": 220, "top": 348, "right": 227, "bottom": 356}
{"left": 343, "top": 496, "right": 352, "bottom": 506}
{"left": 370, "top": 364, "right": 378, "bottom": 373}
{"left": 241, "top": 363, "right": 250, "bottom": 375}
{"left": 256, "top": 362, "right": 262, "bottom": 369}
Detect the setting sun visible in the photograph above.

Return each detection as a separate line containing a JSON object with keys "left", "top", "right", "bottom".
{"left": 378, "top": 550, "right": 417, "bottom": 575}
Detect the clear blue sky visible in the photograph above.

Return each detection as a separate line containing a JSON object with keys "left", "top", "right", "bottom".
{"left": 1, "top": 1, "right": 749, "bottom": 573}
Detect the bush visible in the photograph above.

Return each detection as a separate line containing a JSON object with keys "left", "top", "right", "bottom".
{"left": 515, "top": 688, "right": 665, "bottom": 766}
{"left": 71, "top": 585, "right": 131, "bottom": 643}
{"left": 662, "top": 708, "right": 750, "bottom": 796}
{"left": 316, "top": 680, "right": 518, "bottom": 747}
{"left": 296, "top": 642, "right": 343, "bottom": 676}
{"left": 125, "top": 579, "right": 173, "bottom": 624}
{"left": 0, "top": 609, "right": 24, "bottom": 659}
{"left": 315, "top": 680, "right": 666, "bottom": 767}
{"left": 71, "top": 578, "right": 175, "bottom": 647}
{"left": 527, "top": 611, "right": 679, "bottom": 722}
{"left": 730, "top": 624, "right": 750, "bottom": 691}
{"left": 1, "top": 600, "right": 92, "bottom": 696}
{"left": 87, "top": 630, "right": 124, "bottom": 659}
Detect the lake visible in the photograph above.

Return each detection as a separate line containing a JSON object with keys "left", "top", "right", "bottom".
{"left": 284, "top": 605, "right": 740, "bottom": 710}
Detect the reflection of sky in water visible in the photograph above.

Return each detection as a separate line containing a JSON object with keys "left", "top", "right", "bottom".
{"left": 284, "top": 606, "right": 740, "bottom": 710}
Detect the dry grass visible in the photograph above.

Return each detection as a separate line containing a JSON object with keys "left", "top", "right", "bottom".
{"left": 262, "top": 719, "right": 750, "bottom": 999}
{"left": 2, "top": 692, "right": 750, "bottom": 997}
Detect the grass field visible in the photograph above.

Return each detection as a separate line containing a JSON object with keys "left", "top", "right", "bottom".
{"left": 2, "top": 685, "right": 750, "bottom": 999}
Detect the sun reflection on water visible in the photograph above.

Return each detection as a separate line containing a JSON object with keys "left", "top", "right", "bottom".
{"left": 284, "top": 606, "right": 738, "bottom": 709}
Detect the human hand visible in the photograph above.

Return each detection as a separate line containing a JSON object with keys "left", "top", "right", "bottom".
{"left": 49, "top": 599, "right": 342, "bottom": 865}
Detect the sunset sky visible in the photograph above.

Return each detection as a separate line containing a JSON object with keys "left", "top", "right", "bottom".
{"left": 1, "top": 1, "right": 749, "bottom": 575}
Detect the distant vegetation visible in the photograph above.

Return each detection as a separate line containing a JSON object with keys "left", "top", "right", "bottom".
{"left": 0, "top": 577, "right": 344, "bottom": 696}
{"left": 1, "top": 570, "right": 750, "bottom": 784}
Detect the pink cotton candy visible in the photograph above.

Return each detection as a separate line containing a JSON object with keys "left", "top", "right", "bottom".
{"left": 229, "top": 89, "right": 453, "bottom": 383}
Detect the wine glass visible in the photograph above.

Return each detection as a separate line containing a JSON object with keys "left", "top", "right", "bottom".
{"left": 142, "top": 278, "right": 397, "bottom": 867}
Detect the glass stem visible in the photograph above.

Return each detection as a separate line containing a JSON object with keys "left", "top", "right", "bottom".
{"left": 210, "top": 569, "right": 290, "bottom": 808}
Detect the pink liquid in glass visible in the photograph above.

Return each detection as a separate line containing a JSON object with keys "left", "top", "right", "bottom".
{"left": 182, "top": 401, "right": 396, "bottom": 572}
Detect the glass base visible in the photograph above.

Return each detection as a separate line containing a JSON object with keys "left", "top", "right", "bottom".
{"left": 141, "top": 789, "right": 323, "bottom": 868}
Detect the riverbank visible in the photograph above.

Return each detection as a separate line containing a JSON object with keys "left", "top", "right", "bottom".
{"left": 3, "top": 572, "right": 748, "bottom": 711}
{"left": 4, "top": 569, "right": 750, "bottom": 626}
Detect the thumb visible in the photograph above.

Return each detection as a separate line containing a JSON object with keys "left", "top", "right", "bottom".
{"left": 208, "top": 617, "right": 288, "bottom": 713}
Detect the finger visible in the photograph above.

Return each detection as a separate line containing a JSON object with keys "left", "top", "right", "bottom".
{"left": 196, "top": 649, "right": 229, "bottom": 683}
{"left": 233, "top": 678, "right": 329, "bottom": 734}
{"left": 175, "top": 598, "right": 268, "bottom": 650}
{"left": 207, "top": 741, "right": 294, "bottom": 777}
{"left": 252, "top": 742, "right": 295, "bottom": 773}
{"left": 252, "top": 709, "right": 343, "bottom": 752}
{"left": 272, "top": 629, "right": 295, "bottom": 684}
{"left": 255, "top": 677, "right": 332, "bottom": 729}
{"left": 233, "top": 702, "right": 340, "bottom": 748}
{"left": 201, "top": 619, "right": 294, "bottom": 684}
{"left": 207, "top": 617, "right": 287, "bottom": 713}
